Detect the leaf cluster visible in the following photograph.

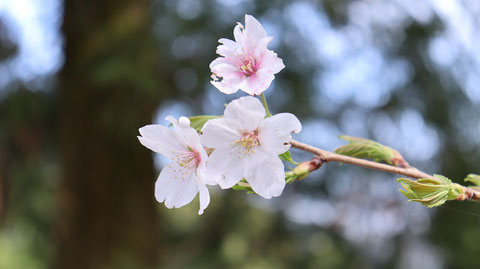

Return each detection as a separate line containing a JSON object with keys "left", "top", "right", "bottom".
{"left": 334, "top": 136, "right": 408, "bottom": 167}
{"left": 397, "top": 175, "right": 464, "bottom": 208}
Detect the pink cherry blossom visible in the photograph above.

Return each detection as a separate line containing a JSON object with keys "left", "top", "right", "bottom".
{"left": 200, "top": 96, "right": 301, "bottom": 199}
{"left": 210, "top": 14, "right": 285, "bottom": 95}
{"left": 138, "top": 116, "right": 214, "bottom": 215}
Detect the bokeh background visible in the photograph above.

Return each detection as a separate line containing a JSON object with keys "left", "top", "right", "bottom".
{"left": 1, "top": 0, "right": 480, "bottom": 268}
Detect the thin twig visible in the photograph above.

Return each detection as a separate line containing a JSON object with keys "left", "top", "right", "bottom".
{"left": 290, "top": 139, "right": 480, "bottom": 201}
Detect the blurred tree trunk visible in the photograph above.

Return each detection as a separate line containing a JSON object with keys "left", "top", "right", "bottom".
{"left": 57, "top": 0, "right": 160, "bottom": 268}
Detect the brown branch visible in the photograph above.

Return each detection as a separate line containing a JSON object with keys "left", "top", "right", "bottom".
{"left": 290, "top": 139, "right": 480, "bottom": 201}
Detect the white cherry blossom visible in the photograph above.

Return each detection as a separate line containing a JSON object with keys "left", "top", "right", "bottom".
{"left": 210, "top": 14, "right": 285, "bottom": 95}
{"left": 138, "top": 116, "right": 213, "bottom": 215}
{"left": 201, "top": 96, "right": 301, "bottom": 199}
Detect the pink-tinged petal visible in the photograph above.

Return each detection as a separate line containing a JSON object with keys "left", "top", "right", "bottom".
{"left": 233, "top": 23, "right": 245, "bottom": 47}
{"left": 211, "top": 81, "right": 240, "bottom": 95}
{"left": 241, "top": 69, "right": 275, "bottom": 95}
{"left": 137, "top": 125, "right": 185, "bottom": 158}
{"left": 254, "top": 36, "right": 273, "bottom": 59}
{"left": 258, "top": 113, "right": 302, "bottom": 155}
{"left": 258, "top": 50, "right": 285, "bottom": 74}
{"left": 210, "top": 62, "right": 239, "bottom": 77}
{"left": 216, "top": 38, "right": 241, "bottom": 57}
{"left": 155, "top": 164, "right": 198, "bottom": 209}
{"left": 244, "top": 14, "right": 268, "bottom": 51}
{"left": 224, "top": 96, "right": 266, "bottom": 132}
{"left": 196, "top": 177, "right": 210, "bottom": 215}
{"left": 245, "top": 155, "right": 286, "bottom": 199}
{"left": 209, "top": 57, "right": 231, "bottom": 69}
{"left": 211, "top": 69, "right": 247, "bottom": 95}
{"left": 201, "top": 118, "right": 241, "bottom": 149}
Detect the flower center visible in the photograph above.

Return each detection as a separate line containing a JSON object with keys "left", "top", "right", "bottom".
{"left": 231, "top": 130, "right": 260, "bottom": 157}
{"left": 176, "top": 148, "right": 201, "bottom": 169}
{"left": 237, "top": 55, "right": 256, "bottom": 76}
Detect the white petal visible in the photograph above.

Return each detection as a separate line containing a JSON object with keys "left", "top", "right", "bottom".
{"left": 221, "top": 146, "right": 270, "bottom": 189}
{"left": 246, "top": 155, "right": 285, "bottom": 199}
{"left": 242, "top": 69, "right": 275, "bottom": 96}
{"left": 155, "top": 164, "right": 198, "bottom": 209}
{"left": 221, "top": 156, "right": 246, "bottom": 189}
{"left": 224, "top": 96, "right": 266, "bottom": 132}
{"left": 138, "top": 125, "right": 184, "bottom": 158}
{"left": 258, "top": 113, "right": 302, "bottom": 155}
{"left": 165, "top": 116, "right": 202, "bottom": 150}
{"left": 201, "top": 118, "right": 241, "bottom": 149}
{"left": 196, "top": 177, "right": 210, "bottom": 215}
{"left": 205, "top": 149, "right": 242, "bottom": 189}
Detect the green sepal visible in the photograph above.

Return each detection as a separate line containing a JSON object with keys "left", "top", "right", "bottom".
{"left": 285, "top": 171, "right": 297, "bottom": 184}
{"left": 464, "top": 174, "right": 480, "bottom": 187}
{"left": 232, "top": 179, "right": 256, "bottom": 194}
{"left": 279, "top": 150, "right": 297, "bottom": 164}
{"left": 397, "top": 175, "right": 464, "bottom": 208}
{"left": 188, "top": 115, "right": 221, "bottom": 132}
{"left": 334, "top": 135, "right": 408, "bottom": 167}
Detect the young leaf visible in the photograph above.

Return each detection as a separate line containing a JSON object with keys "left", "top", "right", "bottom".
{"left": 279, "top": 150, "right": 297, "bottom": 164}
{"left": 464, "top": 174, "right": 480, "bottom": 187}
{"left": 397, "top": 175, "right": 464, "bottom": 208}
{"left": 334, "top": 135, "right": 409, "bottom": 168}
{"left": 189, "top": 115, "right": 220, "bottom": 132}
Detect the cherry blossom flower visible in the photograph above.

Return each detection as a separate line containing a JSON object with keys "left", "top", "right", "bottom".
{"left": 201, "top": 96, "right": 301, "bottom": 198}
{"left": 138, "top": 116, "right": 214, "bottom": 215}
{"left": 210, "top": 14, "right": 285, "bottom": 95}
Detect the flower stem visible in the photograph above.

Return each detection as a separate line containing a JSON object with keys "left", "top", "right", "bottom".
{"left": 260, "top": 93, "right": 272, "bottom": 117}
{"left": 289, "top": 139, "right": 480, "bottom": 201}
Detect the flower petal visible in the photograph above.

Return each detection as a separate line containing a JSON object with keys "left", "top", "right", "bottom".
{"left": 138, "top": 125, "right": 184, "bottom": 158}
{"left": 210, "top": 62, "right": 247, "bottom": 95}
{"left": 258, "top": 50, "right": 285, "bottom": 74}
{"left": 216, "top": 38, "right": 241, "bottom": 57}
{"left": 224, "top": 96, "right": 266, "bottom": 132}
{"left": 246, "top": 156, "right": 285, "bottom": 199}
{"left": 196, "top": 177, "right": 210, "bottom": 215}
{"left": 258, "top": 113, "right": 302, "bottom": 155}
{"left": 155, "top": 164, "right": 198, "bottom": 209}
{"left": 205, "top": 148, "right": 243, "bottom": 189}
{"left": 201, "top": 118, "right": 241, "bottom": 149}
{"left": 233, "top": 23, "right": 245, "bottom": 47}
{"left": 242, "top": 69, "right": 275, "bottom": 95}
{"left": 244, "top": 14, "right": 267, "bottom": 51}
{"left": 253, "top": 36, "right": 273, "bottom": 59}
{"left": 166, "top": 116, "right": 203, "bottom": 151}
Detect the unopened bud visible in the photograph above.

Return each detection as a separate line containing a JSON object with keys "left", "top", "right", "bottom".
{"left": 293, "top": 158, "right": 323, "bottom": 180}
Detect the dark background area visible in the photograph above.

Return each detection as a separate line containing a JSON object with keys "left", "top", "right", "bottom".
{"left": 0, "top": 0, "right": 480, "bottom": 268}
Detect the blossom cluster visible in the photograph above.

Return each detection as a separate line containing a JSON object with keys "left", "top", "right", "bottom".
{"left": 138, "top": 15, "right": 300, "bottom": 214}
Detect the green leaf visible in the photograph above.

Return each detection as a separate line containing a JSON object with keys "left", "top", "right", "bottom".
{"left": 464, "top": 174, "right": 480, "bottom": 187}
{"left": 334, "top": 135, "right": 409, "bottom": 167}
{"left": 189, "top": 115, "right": 220, "bottom": 132}
{"left": 397, "top": 175, "right": 464, "bottom": 208}
{"left": 279, "top": 150, "right": 297, "bottom": 164}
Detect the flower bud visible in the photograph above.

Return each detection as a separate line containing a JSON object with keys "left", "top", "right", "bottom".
{"left": 293, "top": 158, "right": 323, "bottom": 180}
